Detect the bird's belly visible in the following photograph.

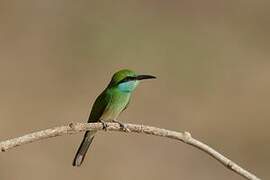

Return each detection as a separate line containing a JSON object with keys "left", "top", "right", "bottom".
{"left": 100, "top": 108, "right": 121, "bottom": 121}
{"left": 100, "top": 93, "right": 130, "bottom": 121}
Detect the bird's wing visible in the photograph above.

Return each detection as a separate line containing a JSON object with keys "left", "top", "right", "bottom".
{"left": 88, "top": 90, "right": 112, "bottom": 122}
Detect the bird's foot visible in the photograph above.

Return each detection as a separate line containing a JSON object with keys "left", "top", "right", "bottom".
{"left": 99, "top": 119, "right": 108, "bottom": 131}
{"left": 112, "top": 119, "right": 131, "bottom": 132}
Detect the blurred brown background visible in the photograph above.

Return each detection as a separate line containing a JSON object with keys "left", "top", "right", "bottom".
{"left": 0, "top": 0, "right": 269, "bottom": 179}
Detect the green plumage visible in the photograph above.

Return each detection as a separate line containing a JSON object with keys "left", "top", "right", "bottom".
{"left": 72, "top": 69, "right": 155, "bottom": 167}
{"left": 89, "top": 88, "right": 131, "bottom": 123}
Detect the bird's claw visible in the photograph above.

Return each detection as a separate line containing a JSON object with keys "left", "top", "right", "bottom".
{"left": 112, "top": 120, "right": 131, "bottom": 132}
{"left": 99, "top": 120, "right": 108, "bottom": 131}
{"left": 122, "top": 124, "right": 131, "bottom": 133}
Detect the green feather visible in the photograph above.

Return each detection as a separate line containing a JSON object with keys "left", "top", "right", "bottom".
{"left": 88, "top": 90, "right": 112, "bottom": 123}
{"left": 72, "top": 69, "right": 155, "bottom": 167}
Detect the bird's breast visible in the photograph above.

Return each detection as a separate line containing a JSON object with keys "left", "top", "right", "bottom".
{"left": 100, "top": 92, "right": 131, "bottom": 121}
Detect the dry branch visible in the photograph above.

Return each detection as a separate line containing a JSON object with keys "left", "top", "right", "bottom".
{"left": 0, "top": 122, "right": 261, "bottom": 180}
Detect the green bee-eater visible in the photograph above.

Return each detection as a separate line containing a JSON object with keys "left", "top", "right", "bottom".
{"left": 72, "top": 69, "right": 156, "bottom": 166}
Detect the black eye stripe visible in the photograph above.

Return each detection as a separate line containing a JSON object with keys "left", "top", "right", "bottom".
{"left": 118, "top": 76, "right": 136, "bottom": 84}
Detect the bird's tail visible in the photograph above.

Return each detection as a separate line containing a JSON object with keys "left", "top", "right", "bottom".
{"left": 72, "top": 130, "right": 96, "bottom": 167}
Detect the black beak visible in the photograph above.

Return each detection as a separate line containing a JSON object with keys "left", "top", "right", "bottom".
{"left": 135, "top": 75, "right": 156, "bottom": 81}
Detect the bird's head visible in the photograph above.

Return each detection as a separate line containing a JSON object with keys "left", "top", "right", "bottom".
{"left": 108, "top": 69, "right": 156, "bottom": 92}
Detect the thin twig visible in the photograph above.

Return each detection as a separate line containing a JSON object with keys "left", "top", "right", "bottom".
{"left": 0, "top": 122, "right": 261, "bottom": 180}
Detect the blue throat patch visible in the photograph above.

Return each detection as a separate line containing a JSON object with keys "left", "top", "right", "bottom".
{"left": 118, "top": 81, "right": 139, "bottom": 92}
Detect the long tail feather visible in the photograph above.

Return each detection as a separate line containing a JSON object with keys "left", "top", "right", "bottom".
{"left": 72, "top": 131, "right": 95, "bottom": 167}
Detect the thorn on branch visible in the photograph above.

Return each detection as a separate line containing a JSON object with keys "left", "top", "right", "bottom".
{"left": 183, "top": 131, "right": 192, "bottom": 143}
{"left": 68, "top": 122, "right": 75, "bottom": 129}
{"left": 227, "top": 161, "right": 233, "bottom": 169}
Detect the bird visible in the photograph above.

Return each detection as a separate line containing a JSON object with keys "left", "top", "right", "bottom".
{"left": 72, "top": 69, "right": 156, "bottom": 167}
